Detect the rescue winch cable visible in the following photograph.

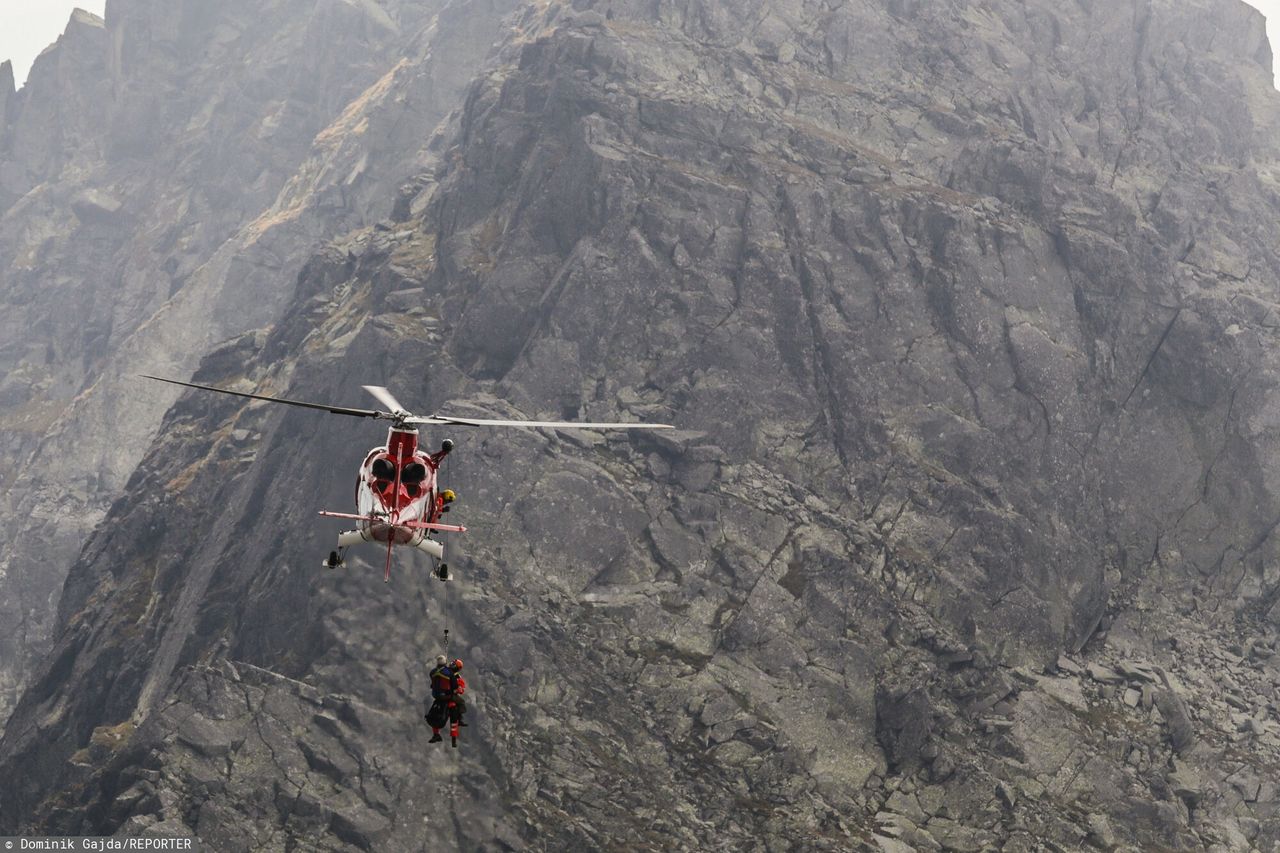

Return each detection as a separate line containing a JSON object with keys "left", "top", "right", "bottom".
{"left": 442, "top": 448, "right": 452, "bottom": 655}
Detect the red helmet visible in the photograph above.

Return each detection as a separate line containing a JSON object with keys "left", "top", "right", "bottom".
{"left": 452, "top": 659, "right": 463, "bottom": 671}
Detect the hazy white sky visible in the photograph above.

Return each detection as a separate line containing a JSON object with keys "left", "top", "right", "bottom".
{"left": 0, "top": 1, "right": 1277, "bottom": 88}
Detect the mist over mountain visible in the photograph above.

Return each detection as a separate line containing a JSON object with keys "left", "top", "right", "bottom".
{"left": 4, "top": 0, "right": 1280, "bottom": 849}
{"left": 0, "top": 0, "right": 514, "bottom": 726}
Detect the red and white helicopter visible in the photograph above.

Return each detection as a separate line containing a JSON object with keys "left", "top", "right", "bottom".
{"left": 144, "top": 376, "right": 673, "bottom": 582}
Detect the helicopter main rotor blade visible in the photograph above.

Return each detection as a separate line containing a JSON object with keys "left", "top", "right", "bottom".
{"left": 361, "top": 385, "right": 409, "bottom": 416}
{"left": 141, "top": 375, "right": 386, "bottom": 419}
{"left": 405, "top": 414, "right": 675, "bottom": 430}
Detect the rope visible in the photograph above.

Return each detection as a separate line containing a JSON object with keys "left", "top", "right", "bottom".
{"left": 442, "top": 448, "right": 452, "bottom": 655}
{"left": 443, "top": 443, "right": 461, "bottom": 798}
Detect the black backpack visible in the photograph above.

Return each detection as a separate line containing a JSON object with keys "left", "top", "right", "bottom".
{"left": 425, "top": 697, "right": 448, "bottom": 728}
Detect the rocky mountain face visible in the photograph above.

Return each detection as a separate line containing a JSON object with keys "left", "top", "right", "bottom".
{"left": 0, "top": 0, "right": 515, "bottom": 725}
{"left": 5, "top": 0, "right": 1280, "bottom": 850}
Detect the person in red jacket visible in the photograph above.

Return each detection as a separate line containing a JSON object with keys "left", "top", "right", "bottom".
{"left": 448, "top": 659, "right": 468, "bottom": 743}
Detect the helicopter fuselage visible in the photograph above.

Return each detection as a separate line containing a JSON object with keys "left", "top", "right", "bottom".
{"left": 318, "top": 425, "right": 464, "bottom": 579}
{"left": 354, "top": 426, "right": 440, "bottom": 546}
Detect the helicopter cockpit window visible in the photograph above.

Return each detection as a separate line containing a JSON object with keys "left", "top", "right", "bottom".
{"left": 371, "top": 459, "right": 396, "bottom": 481}
{"left": 401, "top": 463, "right": 427, "bottom": 485}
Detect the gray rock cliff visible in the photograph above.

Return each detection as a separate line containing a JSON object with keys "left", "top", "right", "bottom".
{"left": 6, "top": 0, "right": 1280, "bottom": 849}
{"left": 0, "top": 0, "right": 515, "bottom": 727}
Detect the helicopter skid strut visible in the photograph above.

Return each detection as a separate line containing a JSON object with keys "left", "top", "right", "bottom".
{"left": 322, "top": 528, "right": 447, "bottom": 576}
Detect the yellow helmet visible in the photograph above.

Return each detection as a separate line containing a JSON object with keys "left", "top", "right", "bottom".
{"left": 441, "top": 489, "right": 456, "bottom": 503}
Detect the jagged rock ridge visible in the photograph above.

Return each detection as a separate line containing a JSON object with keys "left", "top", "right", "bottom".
{"left": 6, "top": 0, "right": 1280, "bottom": 850}
{"left": 0, "top": 0, "right": 516, "bottom": 727}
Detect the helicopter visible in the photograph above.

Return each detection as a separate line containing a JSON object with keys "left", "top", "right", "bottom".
{"left": 143, "top": 375, "right": 673, "bottom": 582}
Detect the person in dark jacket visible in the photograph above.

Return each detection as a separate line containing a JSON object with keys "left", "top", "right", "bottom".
{"left": 425, "top": 655, "right": 451, "bottom": 742}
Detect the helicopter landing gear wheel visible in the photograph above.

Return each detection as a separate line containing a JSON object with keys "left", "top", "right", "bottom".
{"left": 323, "top": 548, "right": 346, "bottom": 569}
{"left": 435, "top": 562, "right": 450, "bottom": 582}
